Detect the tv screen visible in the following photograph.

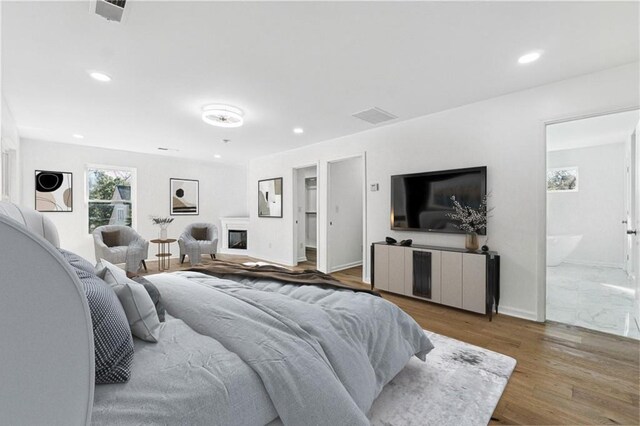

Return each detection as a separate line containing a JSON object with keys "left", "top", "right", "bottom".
{"left": 391, "top": 166, "right": 487, "bottom": 234}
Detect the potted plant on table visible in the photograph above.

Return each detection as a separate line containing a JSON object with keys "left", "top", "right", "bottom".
{"left": 151, "top": 216, "right": 174, "bottom": 240}
{"left": 446, "top": 195, "right": 490, "bottom": 251}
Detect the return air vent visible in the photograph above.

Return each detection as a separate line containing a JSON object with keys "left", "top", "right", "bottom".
{"left": 94, "top": 0, "right": 127, "bottom": 22}
{"left": 352, "top": 107, "right": 397, "bottom": 125}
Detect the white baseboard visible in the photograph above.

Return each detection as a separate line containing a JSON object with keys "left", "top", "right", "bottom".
{"left": 306, "top": 245, "right": 317, "bottom": 249}
{"left": 329, "top": 260, "right": 363, "bottom": 273}
{"left": 497, "top": 305, "right": 539, "bottom": 322}
{"left": 297, "top": 256, "right": 307, "bottom": 262}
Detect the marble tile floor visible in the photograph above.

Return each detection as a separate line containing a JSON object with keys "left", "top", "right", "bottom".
{"left": 547, "top": 263, "right": 640, "bottom": 340}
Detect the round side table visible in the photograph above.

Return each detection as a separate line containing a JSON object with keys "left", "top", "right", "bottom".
{"left": 150, "top": 238, "right": 177, "bottom": 271}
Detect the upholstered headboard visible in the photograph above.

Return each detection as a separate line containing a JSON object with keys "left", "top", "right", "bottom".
{"left": 0, "top": 203, "right": 94, "bottom": 425}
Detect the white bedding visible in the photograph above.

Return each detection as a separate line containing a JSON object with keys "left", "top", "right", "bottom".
{"left": 93, "top": 271, "right": 433, "bottom": 425}
{"left": 92, "top": 315, "right": 278, "bottom": 425}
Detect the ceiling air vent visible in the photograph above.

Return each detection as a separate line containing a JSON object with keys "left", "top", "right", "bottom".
{"left": 94, "top": 0, "right": 127, "bottom": 23}
{"left": 352, "top": 107, "right": 397, "bottom": 125}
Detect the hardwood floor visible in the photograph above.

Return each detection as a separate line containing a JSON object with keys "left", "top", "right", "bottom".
{"left": 141, "top": 255, "right": 640, "bottom": 425}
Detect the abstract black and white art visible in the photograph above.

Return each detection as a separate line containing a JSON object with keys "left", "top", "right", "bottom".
{"left": 258, "top": 177, "right": 283, "bottom": 218}
{"left": 170, "top": 178, "right": 199, "bottom": 215}
{"left": 35, "top": 170, "right": 73, "bottom": 212}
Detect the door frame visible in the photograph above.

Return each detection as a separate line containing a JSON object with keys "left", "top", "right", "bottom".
{"left": 541, "top": 105, "right": 640, "bottom": 322}
{"left": 325, "top": 152, "right": 367, "bottom": 281}
{"left": 291, "top": 162, "right": 320, "bottom": 267}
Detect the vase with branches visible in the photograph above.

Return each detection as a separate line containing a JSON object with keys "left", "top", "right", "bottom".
{"left": 446, "top": 194, "right": 490, "bottom": 251}
{"left": 151, "top": 216, "right": 174, "bottom": 240}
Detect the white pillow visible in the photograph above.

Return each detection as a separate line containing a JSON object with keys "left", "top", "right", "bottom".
{"left": 97, "top": 260, "right": 161, "bottom": 343}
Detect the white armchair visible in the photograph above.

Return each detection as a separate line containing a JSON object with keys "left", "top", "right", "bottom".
{"left": 93, "top": 225, "right": 148, "bottom": 274}
{"left": 178, "top": 223, "right": 218, "bottom": 265}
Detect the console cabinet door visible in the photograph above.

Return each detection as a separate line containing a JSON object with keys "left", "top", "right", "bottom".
{"left": 387, "top": 246, "right": 405, "bottom": 294}
{"left": 441, "top": 251, "right": 462, "bottom": 308}
{"left": 404, "top": 249, "right": 441, "bottom": 303}
{"left": 373, "top": 245, "right": 389, "bottom": 291}
{"left": 462, "top": 253, "right": 487, "bottom": 314}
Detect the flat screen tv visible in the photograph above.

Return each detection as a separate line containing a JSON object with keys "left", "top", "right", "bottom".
{"left": 391, "top": 166, "right": 487, "bottom": 234}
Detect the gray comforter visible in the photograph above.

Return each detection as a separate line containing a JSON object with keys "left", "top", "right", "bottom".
{"left": 101, "top": 271, "right": 433, "bottom": 425}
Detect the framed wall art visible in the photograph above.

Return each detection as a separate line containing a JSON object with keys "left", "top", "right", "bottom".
{"left": 258, "top": 177, "right": 283, "bottom": 218}
{"left": 35, "top": 170, "right": 73, "bottom": 212}
{"left": 170, "top": 178, "right": 199, "bottom": 215}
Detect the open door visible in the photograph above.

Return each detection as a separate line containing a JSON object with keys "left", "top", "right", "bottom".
{"left": 625, "top": 128, "right": 637, "bottom": 277}
{"left": 327, "top": 155, "right": 365, "bottom": 273}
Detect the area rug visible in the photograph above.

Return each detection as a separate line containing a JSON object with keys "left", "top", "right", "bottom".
{"left": 368, "top": 330, "right": 517, "bottom": 426}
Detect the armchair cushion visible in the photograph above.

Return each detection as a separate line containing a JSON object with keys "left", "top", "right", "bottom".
{"left": 102, "top": 230, "right": 121, "bottom": 248}
{"left": 191, "top": 226, "right": 208, "bottom": 241}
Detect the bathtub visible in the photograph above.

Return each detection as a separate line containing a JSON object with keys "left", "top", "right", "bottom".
{"left": 547, "top": 235, "right": 583, "bottom": 267}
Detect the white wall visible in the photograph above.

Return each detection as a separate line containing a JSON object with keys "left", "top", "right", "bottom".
{"left": 548, "top": 143, "right": 625, "bottom": 268}
{"left": 328, "top": 156, "right": 363, "bottom": 271}
{"left": 20, "top": 139, "right": 248, "bottom": 262}
{"left": 247, "top": 62, "right": 639, "bottom": 321}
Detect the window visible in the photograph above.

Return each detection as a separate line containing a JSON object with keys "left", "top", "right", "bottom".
{"left": 547, "top": 167, "right": 578, "bottom": 192}
{"left": 87, "top": 166, "right": 136, "bottom": 233}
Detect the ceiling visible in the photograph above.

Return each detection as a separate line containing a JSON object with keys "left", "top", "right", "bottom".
{"left": 547, "top": 109, "right": 639, "bottom": 152}
{"left": 2, "top": 1, "right": 638, "bottom": 164}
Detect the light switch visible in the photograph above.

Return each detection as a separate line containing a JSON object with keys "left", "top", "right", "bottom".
{"left": 370, "top": 183, "right": 379, "bottom": 191}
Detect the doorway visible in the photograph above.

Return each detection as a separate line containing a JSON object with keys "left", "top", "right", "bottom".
{"left": 293, "top": 165, "right": 318, "bottom": 269}
{"left": 327, "top": 155, "right": 365, "bottom": 274}
{"left": 545, "top": 109, "right": 640, "bottom": 339}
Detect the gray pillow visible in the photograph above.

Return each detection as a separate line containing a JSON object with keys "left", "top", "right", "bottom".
{"left": 58, "top": 249, "right": 134, "bottom": 384}
{"left": 97, "top": 260, "right": 161, "bottom": 343}
{"left": 132, "top": 276, "right": 166, "bottom": 322}
{"left": 191, "top": 226, "right": 208, "bottom": 241}
{"left": 102, "top": 230, "right": 121, "bottom": 248}
{"left": 58, "top": 248, "right": 96, "bottom": 275}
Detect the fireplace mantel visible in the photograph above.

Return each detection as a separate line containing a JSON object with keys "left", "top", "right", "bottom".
{"left": 219, "top": 217, "right": 249, "bottom": 254}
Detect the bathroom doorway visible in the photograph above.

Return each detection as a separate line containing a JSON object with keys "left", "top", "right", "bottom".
{"left": 545, "top": 109, "right": 640, "bottom": 339}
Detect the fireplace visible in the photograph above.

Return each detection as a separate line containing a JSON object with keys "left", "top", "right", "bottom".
{"left": 228, "top": 230, "right": 247, "bottom": 250}
{"left": 219, "top": 217, "right": 249, "bottom": 253}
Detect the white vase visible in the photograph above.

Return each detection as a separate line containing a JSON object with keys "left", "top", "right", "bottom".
{"left": 160, "top": 228, "right": 167, "bottom": 240}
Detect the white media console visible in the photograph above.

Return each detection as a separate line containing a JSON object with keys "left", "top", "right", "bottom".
{"left": 371, "top": 242, "right": 500, "bottom": 319}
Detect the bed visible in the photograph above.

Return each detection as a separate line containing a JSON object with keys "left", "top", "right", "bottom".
{"left": 0, "top": 204, "right": 433, "bottom": 425}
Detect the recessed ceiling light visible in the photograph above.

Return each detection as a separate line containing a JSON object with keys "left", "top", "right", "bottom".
{"left": 89, "top": 71, "right": 112, "bottom": 82}
{"left": 72, "top": 134, "right": 84, "bottom": 139}
{"left": 518, "top": 51, "right": 542, "bottom": 64}
{"left": 202, "top": 104, "right": 244, "bottom": 128}
{"left": 293, "top": 128, "right": 304, "bottom": 134}
{"left": 214, "top": 154, "right": 221, "bottom": 159}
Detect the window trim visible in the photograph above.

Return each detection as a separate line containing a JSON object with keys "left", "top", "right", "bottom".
{"left": 85, "top": 164, "right": 137, "bottom": 233}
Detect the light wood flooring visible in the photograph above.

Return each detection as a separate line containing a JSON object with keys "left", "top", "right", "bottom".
{"left": 141, "top": 255, "right": 640, "bottom": 425}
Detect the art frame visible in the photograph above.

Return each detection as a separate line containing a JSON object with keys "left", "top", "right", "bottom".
{"left": 258, "top": 177, "right": 283, "bottom": 218}
{"left": 170, "top": 178, "right": 199, "bottom": 216}
{"left": 547, "top": 167, "right": 579, "bottom": 192}
{"left": 35, "top": 170, "right": 73, "bottom": 212}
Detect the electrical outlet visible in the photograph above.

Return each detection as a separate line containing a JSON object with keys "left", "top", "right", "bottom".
{"left": 370, "top": 183, "right": 379, "bottom": 191}
{"left": 268, "top": 242, "right": 272, "bottom": 249}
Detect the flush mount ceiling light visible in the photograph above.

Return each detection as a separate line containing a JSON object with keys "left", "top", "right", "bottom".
{"left": 88, "top": 71, "right": 112, "bottom": 82}
{"left": 293, "top": 127, "right": 304, "bottom": 134}
{"left": 72, "top": 134, "right": 84, "bottom": 139}
{"left": 518, "top": 51, "right": 542, "bottom": 64}
{"left": 214, "top": 154, "right": 222, "bottom": 159}
{"left": 202, "top": 104, "right": 244, "bottom": 128}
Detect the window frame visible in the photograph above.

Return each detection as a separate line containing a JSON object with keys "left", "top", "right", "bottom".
{"left": 85, "top": 164, "right": 137, "bottom": 234}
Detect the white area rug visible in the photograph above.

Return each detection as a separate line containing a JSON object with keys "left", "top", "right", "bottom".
{"left": 368, "top": 330, "right": 516, "bottom": 426}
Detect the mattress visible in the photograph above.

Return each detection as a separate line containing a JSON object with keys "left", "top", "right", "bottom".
{"left": 92, "top": 314, "right": 278, "bottom": 426}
